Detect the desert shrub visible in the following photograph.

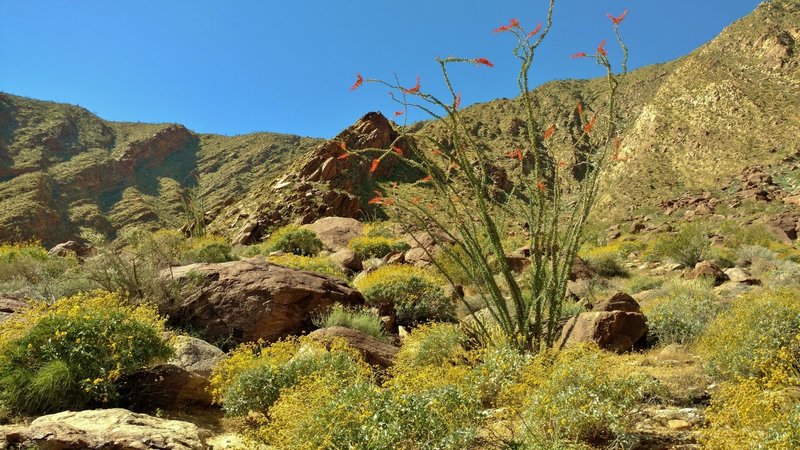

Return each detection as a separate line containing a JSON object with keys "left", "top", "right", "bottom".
{"left": 82, "top": 228, "right": 182, "bottom": 302}
{"left": 0, "top": 291, "right": 171, "bottom": 414}
{"left": 500, "top": 345, "right": 657, "bottom": 449}
{"left": 354, "top": 264, "right": 454, "bottom": 326}
{"left": 363, "top": 222, "right": 398, "bottom": 238}
{"left": 720, "top": 222, "right": 777, "bottom": 249}
{"left": 259, "top": 376, "right": 481, "bottom": 450}
{"left": 0, "top": 242, "right": 91, "bottom": 300}
{"left": 697, "top": 287, "right": 800, "bottom": 381}
{"left": 210, "top": 337, "right": 370, "bottom": 416}
{"left": 313, "top": 304, "right": 386, "bottom": 341}
{"left": 708, "top": 245, "right": 738, "bottom": 268}
{"left": 648, "top": 223, "right": 710, "bottom": 268}
{"left": 348, "top": 235, "right": 410, "bottom": 260}
{"left": 582, "top": 242, "right": 629, "bottom": 277}
{"left": 644, "top": 278, "right": 719, "bottom": 345}
{"left": 624, "top": 274, "right": 664, "bottom": 294}
{"left": 180, "top": 234, "right": 235, "bottom": 263}
{"left": 267, "top": 254, "right": 346, "bottom": 280}
{"left": 395, "top": 323, "right": 469, "bottom": 368}
{"left": 702, "top": 334, "right": 800, "bottom": 449}
{"left": 263, "top": 225, "right": 323, "bottom": 256}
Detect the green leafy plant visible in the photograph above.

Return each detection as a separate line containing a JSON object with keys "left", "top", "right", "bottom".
{"left": 351, "top": 2, "right": 631, "bottom": 352}
{"left": 0, "top": 242, "right": 91, "bottom": 301}
{"left": 263, "top": 225, "right": 323, "bottom": 256}
{"left": 312, "top": 304, "right": 387, "bottom": 341}
{"left": 348, "top": 235, "right": 410, "bottom": 260}
{"left": 643, "top": 278, "right": 719, "bottom": 345}
{"left": 353, "top": 264, "right": 455, "bottom": 326}
{"left": 648, "top": 222, "right": 710, "bottom": 268}
{"left": 180, "top": 234, "right": 235, "bottom": 263}
{"left": 267, "top": 254, "right": 346, "bottom": 280}
{"left": 0, "top": 291, "right": 172, "bottom": 414}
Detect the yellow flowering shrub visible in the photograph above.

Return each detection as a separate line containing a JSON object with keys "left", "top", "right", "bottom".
{"left": 697, "top": 287, "right": 800, "bottom": 381}
{"left": 354, "top": 264, "right": 454, "bottom": 326}
{"left": 263, "top": 225, "right": 323, "bottom": 256}
{"left": 580, "top": 239, "right": 637, "bottom": 277}
{"left": 499, "top": 344, "right": 657, "bottom": 449}
{"left": 180, "top": 233, "right": 235, "bottom": 263}
{"left": 348, "top": 235, "right": 410, "bottom": 260}
{"left": 702, "top": 334, "right": 800, "bottom": 448}
{"left": 0, "top": 291, "right": 171, "bottom": 414}
{"left": 267, "top": 254, "right": 346, "bottom": 280}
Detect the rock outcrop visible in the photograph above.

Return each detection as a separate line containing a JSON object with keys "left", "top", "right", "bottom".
{"left": 1, "top": 408, "right": 212, "bottom": 450}
{"left": 169, "top": 259, "right": 364, "bottom": 346}
{"left": 561, "top": 292, "right": 648, "bottom": 353}
{"left": 308, "top": 326, "right": 400, "bottom": 368}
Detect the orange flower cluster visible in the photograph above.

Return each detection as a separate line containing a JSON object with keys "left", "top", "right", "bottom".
{"left": 527, "top": 22, "right": 542, "bottom": 39}
{"left": 474, "top": 57, "right": 494, "bottom": 67}
{"left": 608, "top": 9, "right": 628, "bottom": 25}
{"left": 402, "top": 76, "right": 421, "bottom": 94}
{"left": 506, "top": 148, "right": 524, "bottom": 162}
{"left": 493, "top": 18, "right": 520, "bottom": 33}
{"left": 544, "top": 124, "right": 556, "bottom": 140}
{"left": 350, "top": 73, "right": 363, "bottom": 91}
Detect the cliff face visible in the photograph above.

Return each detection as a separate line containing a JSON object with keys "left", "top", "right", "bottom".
{"left": 0, "top": 93, "right": 321, "bottom": 245}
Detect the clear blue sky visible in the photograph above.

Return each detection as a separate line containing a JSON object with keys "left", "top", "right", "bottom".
{"left": 0, "top": 1, "right": 762, "bottom": 138}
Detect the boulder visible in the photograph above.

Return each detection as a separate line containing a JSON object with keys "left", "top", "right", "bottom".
{"left": 167, "top": 335, "right": 226, "bottom": 379}
{"left": 330, "top": 248, "right": 363, "bottom": 271}
{"left": 723, "top": 267, "right": 761, "bottom": 285}
{"left": 48, "top": 240, "right": 92, "bottom": 258}
{"left": 302, "top": 217, "right": 365, "bottom": 251}
{"left": 169, "top": 258, "right": 364, "bottom": 346}
{"left": 1, "top": 408, "right": 211, "bottom": 450}
{"left": 569, "top": 255, "right": 596, "bottom": 281}
{"left": 116, "top": 364, "right": 214, "bottom": 410}
{"left": 308, "top": 326, "right": 399, "bottom": 368}
{"left": 592, "top": 292, "right": 642, "bottom": 313}
{"left": 0, "top": 297, "right": 28, "bottom": 323}
{"left": 561, "top": 311, "right": 648, "bottom": 353}
{"left": 685, "top": 261, "right": 729, "bottom": 286}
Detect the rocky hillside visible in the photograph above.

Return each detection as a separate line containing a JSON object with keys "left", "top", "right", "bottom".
{"left": 0, "top": 93, "right": 321, "bottom": 245}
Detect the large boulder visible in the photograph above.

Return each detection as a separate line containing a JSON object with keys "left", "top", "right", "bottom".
{"left": 170, "top": 258, "right": 364, "bottom": 345}
{"left": 48, "top": 240, "right": 92, "bottom": 258}
{"left": 167, "top": 335, "right": 226, "bottom": 379}
{"left": 308, "top": 326, "right": 400, "bottom": 368}
{"left": 1, "top": 408, "right": 211, "bottom": 450}
{"left": 685, "top": 261, "right": 729, "bottom": 286}
{"left": 302, "top": 217, "right": 364, "bottom": 251}
{"left": 330, "top": 247, "right": 363, "bottom": 272}
{"left": 116, "top": 364, "right": 214, "bottom": 410}
{"left": 562, "top": 293, "right": 647, "bottom": 353}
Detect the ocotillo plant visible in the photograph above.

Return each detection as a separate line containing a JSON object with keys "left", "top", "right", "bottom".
{"left": 350, "top": 1, "right": 630, "bottom": 353}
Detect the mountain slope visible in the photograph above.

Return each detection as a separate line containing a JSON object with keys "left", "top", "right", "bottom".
{"left": 0, "top": 93, "right": 322, "bottom": 245}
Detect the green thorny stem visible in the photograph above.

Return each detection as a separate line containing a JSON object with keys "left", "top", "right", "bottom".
{"left": 357, "top": 1, "right": 629, "bottom": 353}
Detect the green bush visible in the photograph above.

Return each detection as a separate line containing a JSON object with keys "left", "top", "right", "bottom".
{"left": 0, "top": 291, "right": 172, "bottom": 414}
{"left": 697, "top": 287, "right": 800, "bottom": 381}
{"left": 624, "top": 274, "right": 664, "bottom": 294}
{"left": 263, "top": 225, "right": 323, "bottom": 256}
{"left": 210, "top": 337, "right": 370, "bottom": 417}
{"left": 648, "top": 223, "right": 710, "bottom": 268}
{"left": 348, "top": 235, "right": 410, "bottom": 260}
{"left": 644, "top": 278, "right": 719, "bottom": 345}
{"left": 180, "top": 234, "right": 235, "bottom": 263}
{"left": 395, "top": 323, "right": 468, "bottom": 368}
{"left": 581, "top": 241, "right": 629, "bottom": 277}
{"left": 313, "top": 304, "right": 386, "bottom": 341}
{"left": 0, "top": 242, "right": 91, "bottom": 301}
{"left": 267, "top": 254, "right": 346, "bottom": 280}
{"left": 500, "top": 345, "right": 657, "bottom": 449}
{"left": 354, "top": 265, "right": 454, "bottom": 326}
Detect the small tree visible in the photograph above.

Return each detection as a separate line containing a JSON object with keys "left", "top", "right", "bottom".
{"left": 351, "top": 1, "right": 630, "bottom": 352}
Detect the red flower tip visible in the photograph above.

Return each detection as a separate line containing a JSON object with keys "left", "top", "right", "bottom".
{"left": 506, "top": 148, "right": 523, "bottom": 162}
{"left": 543, "top": 124, "right": 556, "bottom": 140}
{"left": 537, "top": 180, "right": 546, "bottom": 192}
{"left": 393, "top": 111, "right": 404, "bottom": 117}
{"left": 402, "top": 76, "right": 421, "bottom": 94}
{"left": 368, "top": 196, "right": 383, "bottom": 205}
{"left": 557, "top": 160, "right": 566, "bottom": 168}
{"left": 474, "top": 57, "right": 494, "bottom": 67}
{"left": 392, "top": 146, "right": 404, "bottom": 157}
{"left": 370, "top": 158, "right": 380, "bottom": 174}
{"left": 597, "top": 39, "right": 607, "bottom": 57}
{"left": 584, "top": 115, "right": 597, "bottom": 134}
{"left": 338, "top": 141, "right": 347, "bottom": 150}
{"left": 492, "top": 18, "right": 520, "bottom": 33}
{"left": 419, "top": 175, "right": 432, "bottom": 183}
{"left": 454, "top": 92, "right": 462, "bottom": 110}
{"left": 431, "top": 148, "right": 443, "bottom": 155}
{"left": 527, "top": 22, "right": 542, "bottom": 39}
{"left": 350, "top": 73, "right": 364, "bottom": 91}
{"left": 337, "top": 153, "right": 350, "bottom": 160}
{"left": 576, "top": 101, "right": 584, "bottom": 116}
{"left": 570, "top": 52, "right": 588, "bottom": 59}
{"left": 608, "top": 9, "right": 628, "bottom": 25}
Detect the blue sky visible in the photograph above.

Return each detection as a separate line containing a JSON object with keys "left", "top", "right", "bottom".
{"left": 0, "top": 1, "right": 762, "bottom": 138}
